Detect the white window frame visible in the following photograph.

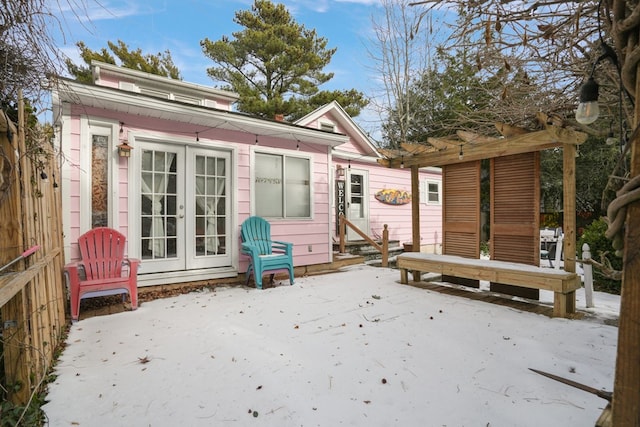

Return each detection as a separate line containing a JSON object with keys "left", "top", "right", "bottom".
{"left": 250, "top": 147, "right": 314, "bottom": 219}
{"left": 421, "top": 179, "right": 442, "bottom": 205}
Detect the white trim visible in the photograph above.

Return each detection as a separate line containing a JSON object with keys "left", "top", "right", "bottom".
{"left": 93, "top": 60, "right": 239, "bottom": 103}
{"left": 250, "top": 145, "right": 315, "bottom": 220}
{"left": 55, "top": 80, "right": 349, "bottom": 149}
{"left": 127, "top": 132, "right": 239, "bottom": 273}
{"left": 79, "top": 117, "right": 119, "bottom": 232}
{"left": 421, "top": 179, "right": 442, "bottom": 205}
{"left": 345, "top": 167, "right": 369, "bottom": 240}
{"left": 56, "top": 101, "right": 73, "bottom": 262}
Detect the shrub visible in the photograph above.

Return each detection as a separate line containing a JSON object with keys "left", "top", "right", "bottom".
{"left": 578, "top": 217, "right": 622, "bottom": 294}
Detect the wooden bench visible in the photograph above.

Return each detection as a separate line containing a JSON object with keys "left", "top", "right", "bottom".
{"left": 397, "top": 253, "right": 582, "bottom": 318}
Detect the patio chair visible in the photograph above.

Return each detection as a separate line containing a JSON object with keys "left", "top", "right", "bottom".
{"left": 241, "top": 216, "right": 294, "bottom": 289}
{"left": 64, "top": 227, "right": 140, "bottom": 321}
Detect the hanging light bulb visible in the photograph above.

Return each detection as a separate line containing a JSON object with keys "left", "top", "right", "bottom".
{"left": 458, "top": 144, "right": 464, "bottom": 160}
{"left": 400, "top": 155, "right": 405, "bottom": 168}
{"left": 575, "top": 77, "right": 600, "bottom": 124}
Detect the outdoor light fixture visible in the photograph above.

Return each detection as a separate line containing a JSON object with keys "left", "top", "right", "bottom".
{"left": 575, "top": 42, "right": 618, "bottom": 125}
{"left": 336, "top": 164, "right": 345, "bottom": 178}
{"left": 400, "top": 155, "right": 405, "bottom": 168}
{"left": 117, "top": 141, "right": 133, "bottom": 157}
{"left": 575, "top": 77, "right": 600, "bottom": 124}
{"left": 458, "top": 144, "right": 464, "bottom": 160}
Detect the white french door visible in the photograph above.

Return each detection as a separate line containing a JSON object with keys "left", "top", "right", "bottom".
{"left": 137, "top": 142, "right": 231, "bottom": 274}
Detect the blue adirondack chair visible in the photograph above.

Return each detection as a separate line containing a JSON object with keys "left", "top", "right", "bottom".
{"left": 241, "top": 216, "right": 294, "bottom": 289}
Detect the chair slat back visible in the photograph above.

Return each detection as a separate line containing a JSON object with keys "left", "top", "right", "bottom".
{"left": 241, "top": 216, "right": 273, "bottom": 255}
{"left": 78, "top": 227, "right": 127, "bottom": 280}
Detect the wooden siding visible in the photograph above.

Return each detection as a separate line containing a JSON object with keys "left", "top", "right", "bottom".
{"left": 65, "top": 105, "right": 334, "bottom": 281}
{"left": 490, "top": 152, "right": 540, "bottom": 299}
{"left": 332, "top": 160, "right": 443, "bottom": 247}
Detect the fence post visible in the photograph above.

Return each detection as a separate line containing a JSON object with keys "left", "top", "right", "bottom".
{"left": 582, "top": 243, "right": 594, "bottom": 308}
{"left": 381, "top": 224, "right": 389, "bottom": 267}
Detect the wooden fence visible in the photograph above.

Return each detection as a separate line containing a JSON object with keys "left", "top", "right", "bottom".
{"left": 0, "top": 95, "right": 67, "bottom": 406}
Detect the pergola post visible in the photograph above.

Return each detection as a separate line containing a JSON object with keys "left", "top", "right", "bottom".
{"left": 562, "top": 143, "right": 577, "bottom": 315}
{"left": 411, "top": 165, "right": 420, "bottom": 252}
{"left": 610, "top": 67, "right": 640, "bottom": 427}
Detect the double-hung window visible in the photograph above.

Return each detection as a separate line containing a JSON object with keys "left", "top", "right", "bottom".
{"left": 254, "top": 151, "right": 311, "bottom": 218}
{"left": 421, "top": 180, "right": 442, "bottom": 205}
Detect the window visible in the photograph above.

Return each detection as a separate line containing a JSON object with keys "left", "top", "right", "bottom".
{"left": 91, "top": 134, "right": 109, "bottom": 227}
{"left": 421, "top": 180, "right": 441, "bottom": 205}
{"left": 254, "top": 152, "right": 311, "bottom": 218}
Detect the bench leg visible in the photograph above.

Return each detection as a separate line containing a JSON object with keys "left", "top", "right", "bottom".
{"left": 400, "top": 268, "right": 408, "bottom": 284}
{"left": 411, "top": 270, "right": 421, "bottom": 282}
{"left": 553, "top": 291, "right": 576, "bottom": 318}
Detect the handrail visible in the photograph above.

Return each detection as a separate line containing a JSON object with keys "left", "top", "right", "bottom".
{"left": 338, "top": 215, "right": 389, "bottom": 267}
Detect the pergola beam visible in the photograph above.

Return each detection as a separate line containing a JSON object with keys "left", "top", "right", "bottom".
{"left": 378, "top": 125, "right": 587, "bottom": 169}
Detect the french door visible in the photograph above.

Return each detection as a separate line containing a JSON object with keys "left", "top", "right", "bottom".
{"left": 138, "top": 142, "right": 231, "bottom": 273}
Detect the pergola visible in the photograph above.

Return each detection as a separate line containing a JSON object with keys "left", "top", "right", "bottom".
{"left": 377, "top": 121, "right": 587, "bottom": 286}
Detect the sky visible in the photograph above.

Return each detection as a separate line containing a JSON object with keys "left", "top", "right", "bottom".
{"left": 53, "top": 0, "right": 400, "bottom": 136}
{"left": 42, "top": 264, "right": 619, "bottom": 426}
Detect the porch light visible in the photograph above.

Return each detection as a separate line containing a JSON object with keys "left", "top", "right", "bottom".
{"left": 117, "top": 141, "right": 133, "bottom": 157}
{"left": 336, "top": 164, "right": 345, "bottom": 178}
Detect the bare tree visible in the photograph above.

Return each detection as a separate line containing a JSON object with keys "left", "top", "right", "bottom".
{"left": 406, "top": 1, "right": 634, "bottom": 135}
{"left": 366, "top": 0, "right": 435, "bottom": 148}
{"left": 0, "top": 0, "right": 88, "bottom": 110}
{"left": 409, "top": 1, "right": 640, "bottom": 424}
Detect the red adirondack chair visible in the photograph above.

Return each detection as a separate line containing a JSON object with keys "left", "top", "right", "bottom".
{"left": 65, "top": 227, "right": 140, "bottom": 321}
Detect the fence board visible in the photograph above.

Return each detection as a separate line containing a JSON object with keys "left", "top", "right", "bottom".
{"left": 1, "top": 93, "right": 67, "bottom": 406}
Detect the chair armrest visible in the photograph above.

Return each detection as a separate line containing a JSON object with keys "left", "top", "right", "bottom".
{"left": 272, "top": 240, "right": 293, "bottom": 255}
{"left": 123, "top": 258, "right": 141, "bottom": 275}
{"left": 64, "top": 261, "right": 86, "bottom": 286}
{"left": 241, "top": 242, "right": 261, "bottom": 257}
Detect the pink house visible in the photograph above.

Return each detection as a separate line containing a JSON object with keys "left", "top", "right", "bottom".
{"left": 53, "top": 61, "right": 441, "bottom": 288}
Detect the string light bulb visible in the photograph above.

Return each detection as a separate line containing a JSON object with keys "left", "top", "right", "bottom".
{"left": 458, "top": 144, "right": 464, "bottom": 160}
{"left": 255, "top": 135, "right": 259, "bottom": 145}
{"left": 575, "top": 77, "right": 600, "bottom": 124}
{"left": 400, "top": 156, "right": 405, "bottom": 168}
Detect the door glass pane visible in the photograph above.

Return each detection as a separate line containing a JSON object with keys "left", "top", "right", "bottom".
{"left": 140, "top": 149, "right": 178, "bottom": 260}
{"left": 350, "top": 174, "right": 364, "bottom": 218}
{"left": 285, "top": 156, "right": 310, "bottom": 217}
{"left": 255, "top": 153, "right": 283, "bottom": 217}
{"left": 194, "top": 154, "right": 227, "bottom": 256}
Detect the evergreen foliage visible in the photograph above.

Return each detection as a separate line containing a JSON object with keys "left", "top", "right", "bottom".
{"left": 200, "top": 0, "right": 368, "bottom": 120}
{"left": 65, "top": 40, "right": 182, "bottom": 83}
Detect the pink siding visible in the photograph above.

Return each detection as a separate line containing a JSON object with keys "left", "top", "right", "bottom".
{"left": 64, "top": 104, "right": 334, "bottom": 275}
{"left": 332, "top": 160, "right": 442, "bottom": 248}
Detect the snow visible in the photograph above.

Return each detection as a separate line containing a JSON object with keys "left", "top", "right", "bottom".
{"left": 42, "top": 265, "right": 619, "bottom": 427}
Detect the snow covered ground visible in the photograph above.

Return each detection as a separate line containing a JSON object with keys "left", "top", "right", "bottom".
{"left": 43, "top": 264, "right": 618, "bottom": 427}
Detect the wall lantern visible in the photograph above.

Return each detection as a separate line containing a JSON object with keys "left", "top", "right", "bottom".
{"left": 336, "top": 164, "right": 345, "bottom": 179}
{"left": 117, "top": 141, "right": 133, "bottom": 157}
